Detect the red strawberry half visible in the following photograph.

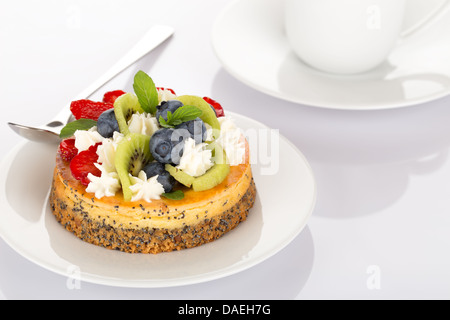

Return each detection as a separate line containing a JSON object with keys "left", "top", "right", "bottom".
{"left": 70, "top": 99, "right": 114, "bottom": 121}
{"left": 203, "top": 97, "right": 225, "bottom": 117}
{"left": 59, "top": 139, "right": 78, "bottom": 162}
{"left": 103, "top": 90, "right": 126, "bottom": 104}
{"left": 69, "top": 143, "right": 101, "bottom": 186}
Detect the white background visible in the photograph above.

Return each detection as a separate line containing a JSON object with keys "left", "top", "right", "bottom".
{"left": 1, "top": 0, "right": 450, "bottom": 299}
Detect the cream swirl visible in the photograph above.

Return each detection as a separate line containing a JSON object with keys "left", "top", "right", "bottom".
{"left": 127, "top": 113, "right": 159, "bottom": 137}
{"left": 129, "top": 171, "right": 165, "bottom": 202}
{"left": 96, "top": 132, "right": 124, "bottom": 173}
{"left": 176, "top": 138, "right": 213, "bottom": 177}
{"left": 157, "top": 88, "right": 177, "bottom": 103}
{"left": 86, "top": 163, "right": 121, "bottom": 199}
{"left": 217, "top": 116, "right": 246, "bottom": 166}
{"left": 74, "top": 127, "right": 104, "bottom": 153}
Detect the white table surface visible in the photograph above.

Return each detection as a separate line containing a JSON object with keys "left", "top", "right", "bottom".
{"left": 1, "top": 0, "right": 450, "bottom": 300}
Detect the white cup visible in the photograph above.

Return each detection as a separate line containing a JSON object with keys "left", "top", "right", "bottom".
{"left": 285, "top": 0, "right": 450, "bottom": 74}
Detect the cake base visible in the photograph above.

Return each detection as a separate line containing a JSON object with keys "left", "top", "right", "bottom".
{"left": 50, "top": 176, "right": 256, "bottom": 254}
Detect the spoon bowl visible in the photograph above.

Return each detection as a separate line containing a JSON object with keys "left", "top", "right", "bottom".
{"left": 8, "top": 122, "right": 62, "bottom": 144}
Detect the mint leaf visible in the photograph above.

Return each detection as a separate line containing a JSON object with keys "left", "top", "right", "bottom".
{"left": 174, "top": 105, "right": 202, "bottom": 122}
{"left": 158, "top": 105, "right": 203, "bottom": 128}
{"left": 158, "top": 116, "right": 171, "bottom": 128}
{"left": 162, "top": 190, "right": 185, "bottom": 200}
{"left": 133, "top": 70, "right": 158, "bottom": 115}
{"left": 59, "top": 119, "right": 97, "bottom": 139}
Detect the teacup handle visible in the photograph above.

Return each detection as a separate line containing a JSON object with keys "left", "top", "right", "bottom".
{"left": 401, "top": 0, "right": 450, "bottom": 38}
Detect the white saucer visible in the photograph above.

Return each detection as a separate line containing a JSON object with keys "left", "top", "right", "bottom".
{"left": 0, "top": 112, "right": 316, "bottom": 288}
{"left": 212, "top": 0, "right": 450, "bottom": 110}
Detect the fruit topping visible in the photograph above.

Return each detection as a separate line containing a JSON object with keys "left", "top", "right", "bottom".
{"left": 203, "top": 97, "right": 225, "bottom": 118}
{"left": 70, "top": 99, "right": 114, "bottom": 121}
{"left": 175, "top": 118, "right": 207, "bottom": 144}
{"left": 60, "top": 70, "right": 237, "bottom": 201}
{"left": 70, "top": 143, "right": 102, "bottom": 186}
{"left": 192, "top": 143, "right": 230, "bottom": 192}
{"left": 114, "top": 93, "right": 145, "bottom": 135}
{"left": 59, "top": 139, "right": 78, "bottom": 162}
{"left": 156, "top": 100, "right": 184, "bottom": 123}
{"left": 97, "top": 109, "right": 120, "bottom": 138}
{"left": 165, "top": 144, "right": 230, "bottom": 192}
{"left": 192, "top": 161, "right": 230, "bottom": 192}
{"left": 142, "top": 162, "right": 175, "bottom": 193}
{"left": 149, "top": 128, "right": 177, "bottom": 164}
{"left": 102, "top": 90, "right": 126, "bottom": 104}
{"left": 176, "top": 95, "right": 221, "bottom": 138}
{"left": 165, "top": 164, "right": 195, "bottom": 188}
{"left": 115, "top": 133, "right": 152, "bottom": 201}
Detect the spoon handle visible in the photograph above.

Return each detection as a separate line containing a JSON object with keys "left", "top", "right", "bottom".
{"left": 51, "top": 25, "right": 175, "bottom": 126}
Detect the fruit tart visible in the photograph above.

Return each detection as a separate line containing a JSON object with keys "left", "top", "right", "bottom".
{"left": 49, "top": 71, "right": 256, "bottom": 254}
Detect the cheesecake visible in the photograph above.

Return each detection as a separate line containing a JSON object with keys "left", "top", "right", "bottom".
{"left": 49, "top": 70, "right": 256, "bottom": 254}
{"left": 50, "top": 141, "right": 255, "bottom": 254}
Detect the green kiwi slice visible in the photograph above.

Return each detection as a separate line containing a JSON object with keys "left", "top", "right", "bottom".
{"left": 165, "top": 143, "right": 230, "bottom": 192}
{"left": 115, "top": 133, "right": 152, "bottom": 201}
{"left": 192, "top": 143, "right": 230, "bottom": 192}
{"left": 191, "top": 163, "right": 230, "bottom": 192}
{"left": 165, "top": 164, "right": 195, "bottom": 188}
{"left": 114, "top": 93, "right": 145, "bottom": 135}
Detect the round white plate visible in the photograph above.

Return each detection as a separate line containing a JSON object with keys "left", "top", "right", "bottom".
{"left": 0, "top": 113, "right": 316, "bottom": 288}
{"left": 212, "top": 0, "right": 450, "bottom": 110}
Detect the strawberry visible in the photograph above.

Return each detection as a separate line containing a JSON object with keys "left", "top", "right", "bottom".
{"left": 156, "top": 87, "right": 176, "bottom": 95}
{"left": 70, "top": 100, "right": 113, "bottom": 121}
{"left": 59, "top": 139, "right": 78, "bottom": 162}
{"left": 102, "top": 90, "right": 126, "bottom": 104}
{"left": 69, "top": 143, "right": 101, "bottom": 186}
{"left": 203, "top": 97, "right": 225, "bottom": 117}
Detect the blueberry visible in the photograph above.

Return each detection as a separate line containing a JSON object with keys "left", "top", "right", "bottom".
{"left": 156, "top": 174, "right": 175, "bottom": 193}
{"left": 149, "top": 128, "right": 175, "bottom": 164}
{"left": 170, "top": 128, "right": 191, "bottom": 165}
{"left": 142, "top": 162, "right": 175, "bottom": 193}
{"left": 156, "top": 100, "right": 183, "bottom": 123}
{"left": 142, "top": 161, "right": 167, "bottom": 177}
{"left": 150, "top": 128, "right": 191, "bottom": 165}
{"left": 97, "top": 109, "right": 119, "bottom": 138}
{"left": 175, "top": 118, "right": 207, "bottom": 144}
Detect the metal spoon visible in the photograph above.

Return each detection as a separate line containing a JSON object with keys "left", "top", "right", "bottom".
{"left": 8, "top": 25, "right": 174, "bottom": 144}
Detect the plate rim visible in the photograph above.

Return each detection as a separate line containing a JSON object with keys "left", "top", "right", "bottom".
{"left": 0, "top": 112, "right": 317, "bottom": 288}
{"left": 211, "top": 0, "right": 450, "bottom": 111}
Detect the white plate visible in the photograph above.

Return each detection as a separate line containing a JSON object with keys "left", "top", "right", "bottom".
{"left": 0, "top": 112, "right": 316, "bottom": 288}
{"left": 212, "top": 0, "right": 450, "bottom": 110}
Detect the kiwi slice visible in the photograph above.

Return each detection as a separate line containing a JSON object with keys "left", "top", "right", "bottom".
{"left": 165, "top": 143, "right": 230, "bottom": 192}
{"left": 192, "top": 143, "right": 230, "bottom": 192}
{"left": 165, "top": 164, "right": 195, "bottom": 188}
{"left": 176, "top": 95, "right": 221, "bottom": 139}
{"left": 114, "top": 93, "right": 145, "bottom": 135}
{"left": 192, "top": 163, "right": 230, "bottom": 192}
{"left": 115, "top": 133, "right": 152, "bottom": 201}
